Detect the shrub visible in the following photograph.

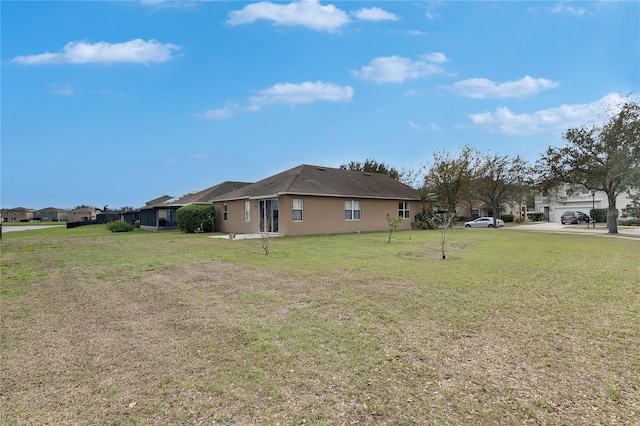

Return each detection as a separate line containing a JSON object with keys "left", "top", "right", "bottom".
{"left": 500, "top": 214, "right": 515, "bottom": 223}
{"left": 527, "top": 213, "right": 545, "bottom": 222}
{"left": 176, "top": 205, "right": 216, "bottom": 233}
{"left": 413, "top": 211, "right": 435, "bottom": 230}
{"left": 590, "top": 208, "right": 607, "bottom": 223}
{"left": 106, "top": 220, "right": 135, "bottom": 233}
{"left": 618, "top": 218, "right": 640, "bottom": 226}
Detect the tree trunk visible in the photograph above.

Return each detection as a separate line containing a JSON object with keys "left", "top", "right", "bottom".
{"left": 607, "top": 191, "right": 618, "bottom": 234}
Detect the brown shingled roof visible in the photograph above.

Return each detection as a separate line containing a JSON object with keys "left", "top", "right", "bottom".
{"left": 211, "top": 165, "right": 420, "bottom": 201}
{"left": 143, "top": 181, "right": 252, "bottom": 209}
{"left": 145, "top": 195, "right": 173, "bottom": 206}
{"left": 164, "top": 181, "right": 252, "bottom": 206}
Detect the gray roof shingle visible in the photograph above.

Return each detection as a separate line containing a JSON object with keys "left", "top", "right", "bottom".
{"left": 211, "top": 164, "right": 420, "bottom": 201}
{"left": 142, "top": 181, "right": 251, "bottom": 209}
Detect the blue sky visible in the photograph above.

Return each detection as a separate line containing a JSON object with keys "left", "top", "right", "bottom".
{"left": 2, "top": 0, "right": 638, "bottom": 209}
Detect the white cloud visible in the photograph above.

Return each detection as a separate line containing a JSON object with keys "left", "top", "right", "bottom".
{"left": 408, "top": 120, "right": 422, "bottom": 130}
{"left": 409, "top": 121, "right": 441, "bottom": 131}
{"left": 352, "top": 54, "right": 446, "bottom": 84}
{"left": 421, "top": 52, "right": 448, "bottom": 63}
{"left": 469, "top": 93, "right": 627, "bottom": 135}
{"left": 140, "top": 0, "right": 198, "bottom": 9}
{"left": 226, "top": 0, "right": 349, "bottom": 32}
{"left": 196, "top": 101, "right": 240, "bottom": 119}
{"left": 249, "top": 81, "right": 354, "bottom": 109}
{"left": 425, "top": 12, "right": 439, "bottom": 19}
{"left": 550, "top": 2, "right": 591, "bottom": 16}
{"left": 351, "top": 7, "right": 398, "bottom": 21}
{"left": 405, "top": 29, "right": 427, "bottom": 36}
{"left": 198, "top": 81, "right": 354, "bottom": 119}
{"left": 449, "top": 76, "right": 559, "bottom": 99}
{"left": 12, "top": 39, "right": 180, "bottom": 65}
{"left": 49, "top": 83, "right": 75, "bottom": 96}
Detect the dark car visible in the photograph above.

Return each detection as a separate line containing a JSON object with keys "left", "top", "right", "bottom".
{"left": 560, "top": 210, "right": 591, "bottom": 224}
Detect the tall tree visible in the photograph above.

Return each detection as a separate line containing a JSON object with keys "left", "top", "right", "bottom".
{"left": 423, "top": 145, "right": 477, "bottom": 212}
{"left": 341, "top": 159, "right": 400, "bottom": 180}
{"left": 473, "top": 153, "right": 532, "bottom": 228}
{"left": 341, "top": 159, "right": 421, "bottom": 187}
{"left": 536, "top": 99, "right": 640, "bottom": 233}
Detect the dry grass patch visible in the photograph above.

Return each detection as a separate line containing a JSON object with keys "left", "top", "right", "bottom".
{"left": 1, "top": 228, "right": 639, "bottom": 424}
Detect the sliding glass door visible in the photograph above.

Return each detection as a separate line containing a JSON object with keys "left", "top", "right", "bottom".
{"left": 258, "top": 199, "right": 279, "bottom": 233}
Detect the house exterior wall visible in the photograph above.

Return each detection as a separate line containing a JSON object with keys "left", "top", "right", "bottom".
{"left": 68, "top": 208, "right": 97, "bottom": 222}
{"left": 534, "top": 188, "right": 633, "bottom": 222}
{"left": 215, "top": 195, "right": 418, "bottom": 236}
{"left": 33, "top": 209, "right": 68, "bottom": 221}
{"left": 1, "top": 208, "right": 34, "bottom": 222}
{"left": 215, "top": 200, "right": 258, "bottom": 234}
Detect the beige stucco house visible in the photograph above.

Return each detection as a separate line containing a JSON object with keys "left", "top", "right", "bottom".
{"left": 67, "top": 207, "right": 97, "bottom": 222}
{"left": 1, "top": 207, "right": 34, "bottom": 222}
{"left": 210, "top": 164, "right": 422, "bottom": 236}
{"left": 33, "top": 207, "right": 69, "bottom": 222}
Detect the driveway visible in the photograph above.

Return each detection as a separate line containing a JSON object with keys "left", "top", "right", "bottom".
{"left": 509, "top": 222, "right": 640, "bottom": 237}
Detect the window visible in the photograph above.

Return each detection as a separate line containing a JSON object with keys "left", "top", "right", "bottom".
{"left": 581, "top": 188, "right": 591, "bottom": 195}
{"left": 223, "top": 203, "right": 228, "bottom": 221}
{"left": 398, "top": 202, "right": 410, "bottom": 219}
{"left": 244, "top": 201, "right": 250, "bottom": 222}
{"left": 292, "top": 198, "right": 303, "bottom": 221}
{"left": 345, "top": 200, "right": 361, "bottom": 220}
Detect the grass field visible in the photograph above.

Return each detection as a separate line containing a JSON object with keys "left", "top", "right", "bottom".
{"left": 1, "top": 225, "right": 639, "bottom": 425}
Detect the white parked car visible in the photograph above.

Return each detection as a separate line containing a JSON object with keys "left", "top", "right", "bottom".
{"left": 464, "top": 217, "right": 504, "bottom": 228}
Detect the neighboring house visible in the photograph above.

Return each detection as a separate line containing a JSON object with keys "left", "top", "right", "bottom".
{"left": 33, "top": 207, "right": 68, "bottom": 222}
{"left": 68, "top": 207, "right": 97, "bottom": 222}
{"left": 534, "top": 185, "right": 634, "bottom": 222}
{"left": 139, "top": 182, "right": 251, "bottom": 231}
{"left": 456, "top": 201, "right": 528, "bottom": 221}
{"left": 210, "top": 164, "right": 422, "bottom": 236}
{"left": 0, "top": 207, "right": 34, "bottom": 222}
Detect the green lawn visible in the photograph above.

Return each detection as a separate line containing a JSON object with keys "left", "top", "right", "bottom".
{"left": 1, "top": 225, "right": 639, "bottom": 425}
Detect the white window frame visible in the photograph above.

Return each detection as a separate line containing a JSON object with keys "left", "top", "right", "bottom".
{"left": 292, "top": 198, "right": 303, "bottom": 222}
{"left": 345, "top": 200, "right": 361, "bottom": 221}
{"left": 398, "top": 201, "right": 410, "bottom": 219}
{"left": 223, "top": 203, "right": 228, "bottom": 221}
{"left": 244, "top": 201, "right": 250, "bottom": 222}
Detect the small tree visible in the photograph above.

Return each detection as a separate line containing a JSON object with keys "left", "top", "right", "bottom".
{"left": 176, "top": 205, "right": 216, "bottom": 233}
{"left": 260, "top": 210, "right": 272, "bottom": 255}
{"left": 426, "top": 211, "right": 456, "bottom": 260}
{"left": 386, "top": 212, "right": 402, "bottom": 243}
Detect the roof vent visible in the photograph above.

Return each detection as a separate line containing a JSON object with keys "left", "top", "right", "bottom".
{"left": 363, "top": 172, "right": 371, "bottom": 176}
{"left": 317, "top": 167, "right": 326, "bottom": 171}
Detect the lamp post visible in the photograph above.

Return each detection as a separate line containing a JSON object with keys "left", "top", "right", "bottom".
{"left": 591, "top": 190, "right": 596, "bottom": 229}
